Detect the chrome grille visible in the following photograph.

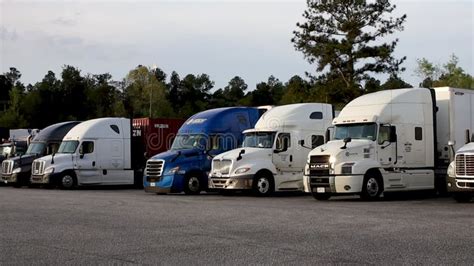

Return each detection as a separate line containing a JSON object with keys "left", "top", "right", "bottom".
{"left": 2, "top": 160, "right": 13, "bottom": 175}
{"left": 32, "top": 160, "right": 45, "bottom": 175}
{"left": 455, "top": 154, "right": 474, "bottom": 178}
{"left": 212, "top": 159, "right": 232, "bottom": 175}
{"left": 146, "top": 160, "right": 165, "bottom": 178}
{"left": 309, "top": 155, "right": 330, "bottom": 176}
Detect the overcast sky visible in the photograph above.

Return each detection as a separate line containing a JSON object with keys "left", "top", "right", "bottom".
{"left": 0, "top": 0, "right": 472, "bottom": 90}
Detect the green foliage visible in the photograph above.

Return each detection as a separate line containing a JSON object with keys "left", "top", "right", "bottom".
{"left": 124, "top": 66, "right": 174, "bottom": 118}
{"left": 416, "top": 54, "right": 473, "bottom": 89}
{"left": 292, "top": 0, "right": 407, "bottom": 103}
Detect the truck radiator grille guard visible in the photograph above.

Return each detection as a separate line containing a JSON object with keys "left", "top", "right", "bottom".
{"left": 455, "top": 154, "right": 474, "bottom": 178}
{"left": 309, "top": 155, "right": 330, "bottom": 176}
{"left": 2, "top": 160, "right": 13, "bottom": 175}
{"left": 32, "top": 161, "right": 45, "bottom": 176}
{"left": 212, "top": 159, "right": 232, "bottom": 175}
{"left": 146, "top": 160, "right": 165, "bottom": 182}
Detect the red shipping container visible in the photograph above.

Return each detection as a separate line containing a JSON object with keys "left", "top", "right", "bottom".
{"left": 132, "top": 118, "right": 185, "bottom": 158}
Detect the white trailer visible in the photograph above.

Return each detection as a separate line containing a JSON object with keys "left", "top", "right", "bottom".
{"left": 208, "top": 103, "right": 334, "bottom": 196}
{"left": 31, "top": 118, "right": 139, "bottom": 188}
{"left": 304, "top": 87, "right": 474, "bottom": 200}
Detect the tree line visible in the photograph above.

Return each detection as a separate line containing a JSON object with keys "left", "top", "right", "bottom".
{"left": 1, "top": 0, "right": 472, "bottom": 129}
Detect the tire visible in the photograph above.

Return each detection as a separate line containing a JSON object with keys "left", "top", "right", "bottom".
{"left": 183, "top": 175, "right": 201, "bottom": 195}
{"left": 60, "top": 173, "right": 77, "bottom": 190}
{"left": 252, "top": 173, "right": 274, "bottom": 197}
{"left": 453, "top": 193, "right": 472, "bottom": 203}
{"left": 311, "top": 191, "right": 331, "bottom": 201}
{"left": 360, "top": 174, "right": 383, "bottom": 200}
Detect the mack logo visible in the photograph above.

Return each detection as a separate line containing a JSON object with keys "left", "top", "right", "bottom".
{"left": 310, "top": 163, "right": 329, "bottom": 169}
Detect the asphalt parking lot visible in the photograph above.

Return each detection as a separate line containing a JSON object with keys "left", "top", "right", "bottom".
{"left": 0, "top": 186, "right": 472, "bottom": 265}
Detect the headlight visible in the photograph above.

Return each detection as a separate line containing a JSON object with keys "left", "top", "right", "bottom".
{"left": 235, "top": 167, "right": 250, "bottom": 174}
{"left": 12, "top": 167, "right": 22, "bottom": 174}
{"left": 447, "top": 161, "right": 455, "bottom": 177}
{"left": 44, "top": 167, "right": 54, "bottom": 174}
{"left": 167, "top": 166, "right": 180, "bottom": 174}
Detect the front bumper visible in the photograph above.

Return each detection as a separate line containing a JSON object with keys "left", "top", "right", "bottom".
{"left": 31, "top": 174, "right": 52, "bottom": 184}
{"left": 1, "top": 174, "right": 17, "bottom": 184}
{"left": 308, "top": 174, "right": 364, "bottom": 194}
{"left": 208, "top": 174, "right": 254, "bottom": 190}
{"left": 447, "top": 175, "right": 474, "bottom": 193}
{"left": 144, "top": 173, "right": 182, "bottom": 193}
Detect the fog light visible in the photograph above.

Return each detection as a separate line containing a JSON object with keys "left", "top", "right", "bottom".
{"left": 344, "top": 185, "right": 351, "bottom": 191}
{"left": 448, "top": 183, "right": 452, "bottom": 187}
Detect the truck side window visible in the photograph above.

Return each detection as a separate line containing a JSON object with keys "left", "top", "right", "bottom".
{"left": 80, "top": 141, "right": 94, "bottom": 154}
{"left": 312, "top": 135, "right": 324, "bottom": 148}
{"left": 310, "top": 112, "right": 323, "bottom": 119}
{"left": 415, "top": 127, "right": 423, "bottom": 141}
{"left": 378, "top": 125, "right": 390, "bottom": 145}
{"left": 276, "top": 133, "right": 291, "bottom": 150}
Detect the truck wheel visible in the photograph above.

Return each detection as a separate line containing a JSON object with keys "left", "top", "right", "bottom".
{"left": 252, "top": 173, "right": 274, "bottom": 197}
{"left": 453, "top": 193, "right": 472, "bottom": 203}
{"left": 184, "top": 175, "right": 201, "bottom": 195}
{"left": 360, "top": 175, "right": 382, "bottom": 200}
{"left": 311, "top": 191, "right": 331, "bottom": 201}
{"left": 60, "top": 173, "right": 77, "bottom": 190}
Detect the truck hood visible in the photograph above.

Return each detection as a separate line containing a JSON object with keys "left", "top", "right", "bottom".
{"left": 309, "top": 139, "right": 375, "bottom": 160}
{"left": 35, "top": 153, "right": 73, "bottom": 169}
{"left": 150, "top": 149, "right": 204, "bottom": 162}
{"left": 457, "top": 143, "right": 474, "bottom": 153}
{"left": 214, "top": 147, "right": 272, "bottom": 162}
{"left": 7, "top": 154, "right": 38, "bottom": 167}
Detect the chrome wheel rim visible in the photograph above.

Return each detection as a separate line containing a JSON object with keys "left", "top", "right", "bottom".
{"left": 257, "top": 177, "right": 270, "bottom": 194}
{"left": 366, "top": 178, "right": 379, "bottom": 197}
{"left": 62, "top": 175, "right": 74, "bottom": 188}
{"left": 188, "top": 177, "right": 200, "bottom": 192}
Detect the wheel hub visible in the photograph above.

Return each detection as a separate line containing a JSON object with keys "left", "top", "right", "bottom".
{"left": 188, "top": 177, "right": 200, "bottom": 192}
{"left": 366, "top": 178, "right": 379, "bottom": 197}
{"left": 257, "top": 178, "right": 269, "bottom": 194}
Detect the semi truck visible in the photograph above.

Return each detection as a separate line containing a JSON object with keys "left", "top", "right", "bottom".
{"left": 447, "top": 142, "right": 474, "bottom": 202}
{"left": 208, "top": 103, "right": 334, "bottom": 196}
{"left": 143, "top": 107, "right": 266, "bottom": 195}
{"left": 304, "top": 87, "right": 473, "bottom": 200}
{"left": 30, "top": 117, "right": 183, "bottom": 189}
{"left": 1, "top": 121, "right": 80, "bottom": 187}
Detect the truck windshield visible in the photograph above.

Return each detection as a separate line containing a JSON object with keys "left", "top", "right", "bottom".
{"left": 334, "top": 123, "right": 377, "bottom": 141}
{"left": 26, "top": 142, "right": 46, "bottom": 155}
{"left": 171, "top": 134, "right": 208, "bottom": 151}
{"left": 57, "top": 141, "right": 79, "bottom": 154}
{"left": 243, "top": 132, "right": 276, "bottom": 148}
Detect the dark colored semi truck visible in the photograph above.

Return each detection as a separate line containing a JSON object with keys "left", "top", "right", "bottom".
{"left": 1, "top": 121, "right": 80, "bottom": 187}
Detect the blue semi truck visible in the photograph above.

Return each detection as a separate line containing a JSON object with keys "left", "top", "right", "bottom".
{"left": 143, "top": 107, "right": 266, "bottom": 194}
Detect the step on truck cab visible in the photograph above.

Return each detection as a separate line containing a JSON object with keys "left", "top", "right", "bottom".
{"left": 208, "top": 103, "right": 334, "bottom": 196}
{"left": 305, "top": 87, "right": 473, "bottom": 201}
{"left": 1, "top": 121, "right": 80, "bottom": 187}
{"left": 144, "top": 107, "right": 264, "bottom": 194}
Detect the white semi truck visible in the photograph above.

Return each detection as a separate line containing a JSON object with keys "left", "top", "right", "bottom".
{"left": 304, "top": 87, "right": 473, "bottom": 200}
{"left": 31, "top": 118, "right": 143, "bottom": 188}
{"left": 208, "top": 103, "right": 334, "bottom": 196}
{"left": 447, "top": 142, "right": 474, "bottom": 203}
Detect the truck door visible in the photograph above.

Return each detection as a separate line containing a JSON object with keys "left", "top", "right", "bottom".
{"left": 75, "top": 140, "right": 100, "bottom": 184}
{"left": 377, "top": 125, "right": 397, "bottom": 166}
{"left": 272, "top": 133, "right": 294, "bottom": 172}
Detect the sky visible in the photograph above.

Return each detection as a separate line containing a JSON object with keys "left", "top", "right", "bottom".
{"left": 0, "top": 0, "right": 473, "bottom": 90}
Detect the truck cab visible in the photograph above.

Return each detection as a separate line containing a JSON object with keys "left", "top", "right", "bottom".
{"left": 305, "top": 87, "right": 473, "bottom": 201}
{"left": 208, "top": 103, "right": 334, "bottom": 196}
{"left": 144, "top": 107, "right": 263, "bottom": 194}
{"left": 1, "top": 121, "right": 80, "bottom": 187}
{"left": 447, "top": 142, "right": 474, "bottom": 202}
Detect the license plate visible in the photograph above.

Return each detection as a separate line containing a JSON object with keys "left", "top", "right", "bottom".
{"left": 317, "top": 187, "right": 325, "bottom": 193}
{"left": 150, "top": 182, "right": 156, "bottom": 187}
